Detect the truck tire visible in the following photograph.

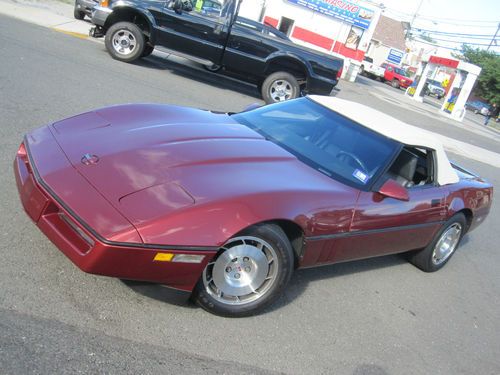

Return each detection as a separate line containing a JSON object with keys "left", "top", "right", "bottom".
{"left": 73, "top": 2, "right": 85, "bottom": 20}
{"left": 261, "top": 72, "right": 300, "bottom": 104}
{"left": 359, "top": 65, "right": 365, "bottom": 76}
{"left": 391, "top": 79, "right": 400, "bottom": 89}
{"left": 105, "top": 22, "right": 145, "bottom": 63}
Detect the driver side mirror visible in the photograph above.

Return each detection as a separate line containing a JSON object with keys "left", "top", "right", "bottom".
{"left": 377, "top": 179, "right": 409, "bottom": 201}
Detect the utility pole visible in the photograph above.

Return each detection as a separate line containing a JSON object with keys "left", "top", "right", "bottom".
{"left": 410, "top": 0, "right": 425, "bottom": 28}
{"left": 487, "top": 22, "right": 500, "bottom": 51}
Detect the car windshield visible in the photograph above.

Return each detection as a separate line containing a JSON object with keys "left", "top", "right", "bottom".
{"left": 232, "top": 98, "right": 399, "bottom": 189}
{"left": 394, "top": 67, "right": 408, "bottom": 76}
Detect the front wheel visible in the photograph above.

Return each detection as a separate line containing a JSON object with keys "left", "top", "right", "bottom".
{"left": 391, "top": 79, "right": 400, "bottom": 89}
{"left": 73, "top": 2, "right": 85, "bottom": 20}
{"left": 408, "top": 213, "right": 466, "bottom": 272}
{"left": 105, "top": 22, "right": 145, "bottom": 63}
{"left": 261, "top": 72, "right": 300, "bottom": 104}
{"left": 194, "top": 224, "right": 294, "bottom": 317}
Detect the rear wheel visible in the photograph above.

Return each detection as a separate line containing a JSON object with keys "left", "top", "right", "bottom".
{"left": 391, "top": 79, "right": 400, "bottom": 89}
{"left": 261, "top": 71, "right": 300, "bottom": 104}
{"left": 409, "top": 213, "right": 466, "bottom": 272}
{"left": 359, "top": 65, "right": 365, "bottom": 76}
{"left": 105, "top": 22, "right": 145, "bottom": 63}
{"left": 194, "top": 224, "right": 294, "bottom": 317}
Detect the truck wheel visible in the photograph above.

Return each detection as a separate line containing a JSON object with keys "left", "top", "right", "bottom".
{"left": 105, "top": 22, "right": 145, "bottom": 63}
{"left": 73, "top": 2, "right": 85, "bottom": 20}
{"left": 359, "top": 65, "right": 365, "bottom": 76}
{"left": 261, "top": 72, "right": 300, "bottom": 104}
{"left": 391, "top": 79, "right": 400, "bottom": 89}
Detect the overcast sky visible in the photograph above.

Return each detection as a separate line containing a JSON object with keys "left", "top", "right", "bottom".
{"left": 374, "top": 0, "right": 499, "bottom": 51}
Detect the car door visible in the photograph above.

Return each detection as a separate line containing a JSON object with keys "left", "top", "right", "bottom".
{"left": 331, "top": 148, "right": 447, "bottom": 263}
{"left": 148, "top": 0, "right": 233, "bottom": 63}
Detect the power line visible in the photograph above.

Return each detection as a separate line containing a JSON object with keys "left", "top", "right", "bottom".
{"left": 412, "top": 30, "right": 497, "bottom": 40}
{"left": 412, "top": 35, "right": 499, "bottom": 46}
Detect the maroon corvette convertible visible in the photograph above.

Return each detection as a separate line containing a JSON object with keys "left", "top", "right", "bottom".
{"left": 15, "top": 96, "right": 492, "bottom": 316}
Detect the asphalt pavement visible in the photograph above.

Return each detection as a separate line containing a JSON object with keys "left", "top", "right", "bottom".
{"left": 0, "top": 10, "right": 499, "bottom": 375}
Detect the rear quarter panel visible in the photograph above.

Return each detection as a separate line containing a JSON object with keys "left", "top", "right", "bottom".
{"left": 446, "top": 178, "right": 493, "bottom": 232}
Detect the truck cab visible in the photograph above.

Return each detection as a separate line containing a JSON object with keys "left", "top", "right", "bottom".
{"left": 90, "top": 0, "right": 343, "bottom": 103}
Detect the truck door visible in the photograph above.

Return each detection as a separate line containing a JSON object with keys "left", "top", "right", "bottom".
{"left": 149, "top": 0, "right": 235, "bottom": 63}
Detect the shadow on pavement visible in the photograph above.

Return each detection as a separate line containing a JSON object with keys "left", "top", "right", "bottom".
{"left": 132, "top": 53, "right": 262, "bottom": 101}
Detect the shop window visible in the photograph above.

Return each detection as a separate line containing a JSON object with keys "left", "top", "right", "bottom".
{"left": 345, "top": 26, "right": 363, "bottom": 50}
{"left": 279, "top": 17, "right": 294, "bottom": 36}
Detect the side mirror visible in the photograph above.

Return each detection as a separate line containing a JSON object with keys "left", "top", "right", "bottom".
{"left": 377, "top": 179, "right": 409, "bottom": 201}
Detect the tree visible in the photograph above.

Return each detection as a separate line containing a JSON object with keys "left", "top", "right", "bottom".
{"left": 456, "top": 45, "right": 500, "bottom": 105}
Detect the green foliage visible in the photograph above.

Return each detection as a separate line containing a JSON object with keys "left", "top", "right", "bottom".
{"left": 457, "top": 45, "right": 500, "bottom": 105}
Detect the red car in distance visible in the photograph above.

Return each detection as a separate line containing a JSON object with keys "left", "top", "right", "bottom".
{"left": 14, "top": 97, "right": 492, "bottom": 317}
{"left": 381, "top": 63, "right": 413, "bottom": 89}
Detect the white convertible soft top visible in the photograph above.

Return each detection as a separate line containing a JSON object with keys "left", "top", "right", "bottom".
{"left": 309, "top": 95, "right": 459, "bottom": 186}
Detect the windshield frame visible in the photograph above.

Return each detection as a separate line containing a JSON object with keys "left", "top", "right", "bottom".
{"left": 232, "top": 98, "right": 402, "bottom": 192}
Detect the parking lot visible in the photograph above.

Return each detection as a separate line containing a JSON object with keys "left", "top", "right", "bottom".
{"left": 1, "top": 7, "right": 499, "bottom": 375}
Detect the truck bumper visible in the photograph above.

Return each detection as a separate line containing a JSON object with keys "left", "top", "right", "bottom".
{"left": 91, "top": 5, "right": 112, "bottom": 27}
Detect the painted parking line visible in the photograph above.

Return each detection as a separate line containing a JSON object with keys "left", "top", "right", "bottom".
{"left": 51, "top": 27, "right": 89, "bottom": 40}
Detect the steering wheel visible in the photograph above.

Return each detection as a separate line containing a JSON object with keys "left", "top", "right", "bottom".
{"left": 336, "top": 151, "right": 368, "bottom": 172}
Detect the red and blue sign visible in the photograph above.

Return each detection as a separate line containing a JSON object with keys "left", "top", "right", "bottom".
{"left": 286, "top": 0, "right": 374, "bottom": 30}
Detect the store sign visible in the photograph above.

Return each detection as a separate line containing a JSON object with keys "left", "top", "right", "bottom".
{"left": 387, "top": 49, "right": 404, "bottom": 64}
{"left": 286, "top": 0, "right": 374, "bottom": 30}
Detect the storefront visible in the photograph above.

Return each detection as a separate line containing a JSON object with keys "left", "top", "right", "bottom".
{"left": 239, "top": 0, "right": 382, "bottom": 78}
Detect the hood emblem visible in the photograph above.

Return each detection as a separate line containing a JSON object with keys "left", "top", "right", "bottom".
{"left": 81, "top": 153, "right": 100, "bottom": 166}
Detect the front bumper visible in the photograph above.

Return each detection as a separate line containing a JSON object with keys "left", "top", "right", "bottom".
{"left": 14, "top": 141, "right": 217, "bottom": 292}
{"left": 91, "top": 5, "right": 112, "bottom": 27}
{"left": 76, "top": 0, "right": 98, "bottom": 15}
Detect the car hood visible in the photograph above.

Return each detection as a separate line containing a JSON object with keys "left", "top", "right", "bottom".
{"left": 49, "top": 104, "right": 346, "bottom": 230}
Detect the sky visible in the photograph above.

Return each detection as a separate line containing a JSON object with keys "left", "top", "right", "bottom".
{"left": 369, "top": 0, "right": 500, "bottom": 52}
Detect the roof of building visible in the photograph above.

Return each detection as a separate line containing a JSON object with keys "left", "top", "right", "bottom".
{"left": 309, "top": 95, "right": 459, "bottom": 185}
{"left": 372, "top": 15, "right": 407, "bottom": 51}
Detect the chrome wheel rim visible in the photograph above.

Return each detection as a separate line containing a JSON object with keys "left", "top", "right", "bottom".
{"left": 269, "top": 80, "right": 293, "bottom": 102}
{"left": 111, "top": 30, "right": 137, "bottom": 56}
{"left": 432, "top": 223, "right": 462, "bottom": 265}
{"left": 202, "top": 236, "right": 279, "bottom": 306}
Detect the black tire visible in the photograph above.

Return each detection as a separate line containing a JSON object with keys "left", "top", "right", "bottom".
{"left": 141, "top": 44, "right": 154, "bottom": 57}
{"left": 391, "top": 79, "right": 400, "bottom": 89}
{"left": 359, "top": 65, "right": 365, "bottom": 76}
{"left": 73, "top": 3, "right": 85, "bottom": 20}
{"left": 437, "top": 95, "right": 443, "bottom": 100}
{"left": 193, "top": 224, "right": 294, "bottom": 317}
{"left": 203, "top": 63, "right": 222, "bottom": 73}
{"left": 474, "top": 109, "right": 479, "bottom": 114}
{"left": 408, "top": 213, "right": 467, "bottom": 272}
{"left": 261, "top": 71, "right": 300, "bottom": 104}
{"left": 104, "top": 22, "right": 145, "bottom": 63}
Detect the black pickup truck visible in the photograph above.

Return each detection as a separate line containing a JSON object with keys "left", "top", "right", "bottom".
{"left": 90, "top": 0, "right": 343, "bottom": 103}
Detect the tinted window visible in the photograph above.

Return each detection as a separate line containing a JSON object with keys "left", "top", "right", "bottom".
{"left": 233, "top": 98, "right": 399, "bottom": 189}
